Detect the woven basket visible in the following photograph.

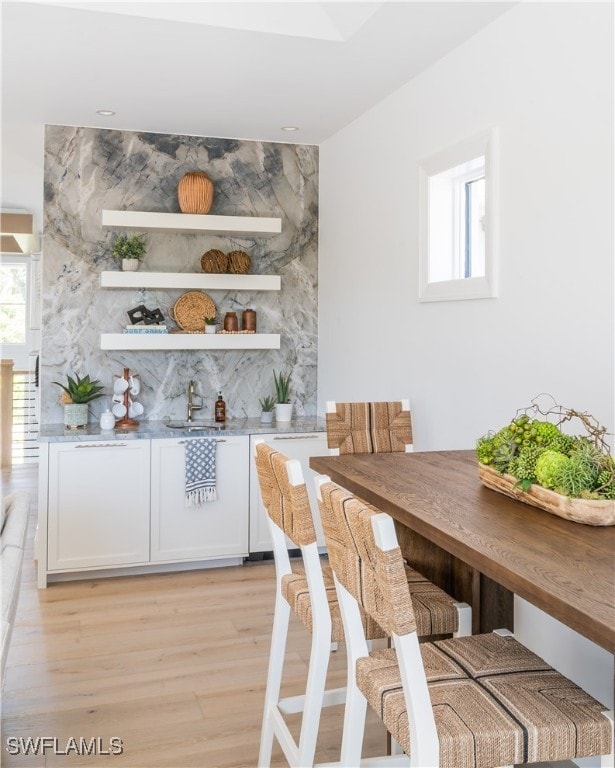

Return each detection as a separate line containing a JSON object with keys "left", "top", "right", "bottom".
{"left": 228, "top": 250, "right": 251, "bottom": 274}
{"left": 169, "top": 291, "right": 216, "bottom": 331}
{"left": 201, "top": 249, "right": 228, "bottom": 274}
{"left": 177, "top": 171, "right": 214, "bottom": 214}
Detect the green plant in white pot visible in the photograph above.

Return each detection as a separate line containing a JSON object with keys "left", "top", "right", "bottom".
{"left": 111, "top": 232, "right": 147, "bottom": 272}
{"left": 259, "top": 394, "right": 275, "bottom": 424}
{"left": 54, "top": 373, "right": 105, "bottom": 429}
{"left": 273, "top": 369, "right": 293, "bottom": 423}
{"left": 203, "top": 315, "right": 218, "bottom": 334}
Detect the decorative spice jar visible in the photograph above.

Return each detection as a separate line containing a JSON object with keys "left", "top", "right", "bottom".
{"left": 223, "top": 312, "right": 238, "bottom": 332}
{"left": 241, "top": 309, "right": 256, "bottom": 332}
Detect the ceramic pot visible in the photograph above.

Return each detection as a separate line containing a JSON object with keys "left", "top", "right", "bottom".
{"left": 64, "top": 403, "right": 88, "bottom": 429}
{"left": 122, "top": 258, "right": 140, "bottom": 272}
{"left": 260, "top": 411, "right": 274, "bottom": 424}
{"left": 204, "top": 324, "right": 217, "bottom": 334}
{"left": 274, "top": 403, "right": 293, "bottom": 423}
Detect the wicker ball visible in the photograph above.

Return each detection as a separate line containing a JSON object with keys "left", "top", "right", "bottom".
{"left": 201, "top": 249, "right": 228, "bottom": 274}
{"left": 177, "top": 170, "right": 214, "bottom": 214}
{"left": 227, "top": 250, "right": 251, "bottom": 275}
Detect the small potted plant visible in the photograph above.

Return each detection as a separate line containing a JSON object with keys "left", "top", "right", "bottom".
{"left": 273, "top": 369, "right": 293, "bottom": 423}
{"left": 53, "top": 373, "right": 105, "bottom": 429}
{"left": 203, "top": 315, "right": 218, "bottom": 334}
{"left": 111, "top": 232, "right": 147, "bottom": 272}
{"left": 259, "top": 394, "right": 275, "bottom": 424}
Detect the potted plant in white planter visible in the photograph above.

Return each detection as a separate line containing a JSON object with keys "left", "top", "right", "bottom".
{"left": 203, "top": 315, "right": 218, "bottom": 334}
{"left": 111, "top": 232, "right": 147, "bottom": 271}
{"left": 53, "top": 373, "right": 105, "bottom": 429}
{"left": 273, "top": 369, "right": 293, "bottom": 423}
{"left": 259, "top": 394, "right": 275, "bottom": 424}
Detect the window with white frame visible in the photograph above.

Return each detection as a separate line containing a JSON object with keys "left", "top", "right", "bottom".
{"left": 419, "top": 129, "right": 497, "bottom": 301}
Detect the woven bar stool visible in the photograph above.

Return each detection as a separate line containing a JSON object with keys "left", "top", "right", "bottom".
{"left": 325, "top": 401, "right": 413, "bottom": 455}
{"left": 255, "top": 443, "right": 470, "bottom": 768}
{"left": 315, "top": 476, "right": 615, "bottom": 768}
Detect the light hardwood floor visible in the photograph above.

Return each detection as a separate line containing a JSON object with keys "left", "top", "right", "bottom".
{"left": 1, "top": 465, "right": 574, "bottom": 768}
{"left": 1, "top": 465, "right": 386, "bottom": 768}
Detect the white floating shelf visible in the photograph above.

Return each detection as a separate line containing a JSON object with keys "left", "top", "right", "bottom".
{"left": 100, "top": 271, "right": 281, "bottom": 291}
{"left": 102, "top": 210, "right": 281, "bottom": 236}
{"left": 100, "top": 333, "right": 281, "bottom": 351}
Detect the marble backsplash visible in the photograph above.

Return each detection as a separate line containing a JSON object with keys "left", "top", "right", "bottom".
{"left": 42, "top": 126, "right": 318, "bottom": 425}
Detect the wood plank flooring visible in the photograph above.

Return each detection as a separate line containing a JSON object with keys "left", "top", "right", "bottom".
{"left": 1, "top": 465, "right": 574, "bottom": 768}
{"left": 1, "top": 465, "right": 386, "bottom": 767}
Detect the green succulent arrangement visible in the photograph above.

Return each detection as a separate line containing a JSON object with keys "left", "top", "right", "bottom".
{"left": 259, "top": 394, "right": 276, "bottom": 413}
{"left": 111, "top": 232, "right": 147, "bottom": 261}
{"left": 54, "top": 373, "right": 105, "bottom": 404}
{"left": 273, "top": 369, "right": 292, "bottom": 404}
{"left": 476, "top": 400, "right": 615, "bottom": 500}
{"left": 203, "top": 315, "right": 218, "bottom": 326}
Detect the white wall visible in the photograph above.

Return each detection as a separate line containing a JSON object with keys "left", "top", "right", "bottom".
{"left": 319, "top": 2, "right": 614, "bottom": 450}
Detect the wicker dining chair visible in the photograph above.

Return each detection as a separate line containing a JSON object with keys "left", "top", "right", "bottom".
{"left": 314, "top": 475, "right": 614, "bottom": 768}
{"left": 255, "top": 442, "right": 471, "bottom": 767}
{"left": 325, "top": 400, "right": 413, "bottom": 455}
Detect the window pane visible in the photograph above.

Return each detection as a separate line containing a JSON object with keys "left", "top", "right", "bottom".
{"left": 466, "top": 178, "right": 485, "bottom": 278}
{"left": 0, "top": 264, "right": 27, "bottom": 343}
{"left": 0, "top": 305, "right": 26, "bottom": 343}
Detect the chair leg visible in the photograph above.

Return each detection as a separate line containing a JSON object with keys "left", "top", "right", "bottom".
{"left": 297, "top": 625, "right": 332, "bottom": 767}
{"left": 453, "top": 602, "right": 472, "bottom": 638}
{"left": 600, "top": 711, "right": 614, "bottom": 768}
{"left": 258, "top": 593, "right": 291, "bottom": 768}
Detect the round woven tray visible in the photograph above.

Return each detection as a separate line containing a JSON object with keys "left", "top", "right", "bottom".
{"left": 170, "top": 291, "right": 216, "bottom": 331}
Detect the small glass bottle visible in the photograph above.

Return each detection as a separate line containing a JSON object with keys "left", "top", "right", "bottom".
{"left": 223, "top": 312, "right": 238, "bottom": 332}
{"left": 215, "top": 391, "right": 226, "bottom": 422}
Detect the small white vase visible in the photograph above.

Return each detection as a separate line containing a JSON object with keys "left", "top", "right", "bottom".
{"left": 274, "top": 403, "right": 293, "bottom": 423}
{"left": 204, "top": 325, "right": 217, "bottom": 334}
{"left": 260, "top": 411, "right": 274, "bottom": 424}
{"left": 122, "top": 258, "right": 140, "bottom": 272}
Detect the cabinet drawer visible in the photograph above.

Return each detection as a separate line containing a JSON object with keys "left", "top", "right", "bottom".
{"left": 47, "top": 441, "right": 150, "bottom": 571}
{"left": 151, "top": 436, "right": 249, "bottom": 562}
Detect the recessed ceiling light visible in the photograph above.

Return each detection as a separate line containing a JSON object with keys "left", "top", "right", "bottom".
{"left": 96, "top": 109, "right": 116, "bottom": 117}
{"left": 281, "top": 126, "right": 299, "bottom": 132}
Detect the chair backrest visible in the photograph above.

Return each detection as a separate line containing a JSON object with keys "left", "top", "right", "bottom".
{"left": 255, "top": 442, "right": 317, "bottom": 547}
{"left": 325, "top": 401, "right": 413, "bottom": 455}
{"left": 315, "top": 478, "right": 417, "bottom": 637}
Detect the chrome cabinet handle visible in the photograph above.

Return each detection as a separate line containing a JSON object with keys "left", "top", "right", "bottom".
{"left": 273, "top": 434, "right": 322, "bottom": 440}
{"left": 75, "top": 442, "right": 128, "bottom": 448}
{"left": 178, "top": 439, "right": 227, "bottom": 444}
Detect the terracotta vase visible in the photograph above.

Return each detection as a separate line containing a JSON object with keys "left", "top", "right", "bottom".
{"left": 178, "top": 171, "right": 214, "bottom": 214}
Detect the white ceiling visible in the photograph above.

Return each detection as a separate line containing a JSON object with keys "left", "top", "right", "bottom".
{"left": 2, "top": 1, "right": 515, "bottom": 148}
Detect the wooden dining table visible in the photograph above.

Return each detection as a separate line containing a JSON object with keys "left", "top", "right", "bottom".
{"left": 310, "top": 449, "right": 615, "bottom": 653}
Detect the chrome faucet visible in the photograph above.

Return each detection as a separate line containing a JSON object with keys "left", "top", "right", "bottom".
{"left": 187, "top": 380, "right": 203, "bottom": 422}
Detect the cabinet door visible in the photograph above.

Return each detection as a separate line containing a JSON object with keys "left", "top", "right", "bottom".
{"left": 151, "top": 436, "right": 249, "bottom": 562}
{"left": 249, "top": 433, "right": 328, "bottom": 552}
{"left": 47, "top": 441, "right": 150, "bottom": 571}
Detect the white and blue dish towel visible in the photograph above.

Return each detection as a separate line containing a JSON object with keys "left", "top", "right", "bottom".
{"left": 185, "top": 438, "right": 217, "bottom": 505}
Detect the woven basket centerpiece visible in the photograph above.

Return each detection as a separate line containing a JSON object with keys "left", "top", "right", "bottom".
{"left": 201, "top": 249, "right": 228, "bottom": 274}
{"left": 169, "top": 291, "right": 216, "bottom": 332}
{"left": 177, "top": 171, "right": 214, "bottom": 214}
{"left": 227, "top": 250, "right": 251, "bottom": 275}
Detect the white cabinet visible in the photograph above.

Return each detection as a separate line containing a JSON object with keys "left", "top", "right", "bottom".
{"left": 150, "top": 436, "right": 249, "bottom": 562}
{"left": 249, "top": 432, "right": 329, "bottom": 552}
{"left": 47, "top": 441, "right": 150, "bottom": 571}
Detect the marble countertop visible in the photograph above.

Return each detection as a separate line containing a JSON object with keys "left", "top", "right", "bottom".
{"left": 39, "top": 417, "right": 326, "bottom": 442}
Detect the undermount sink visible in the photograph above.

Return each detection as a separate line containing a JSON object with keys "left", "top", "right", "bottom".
{"left": 166, "top": 421, "right": 225, "bottom": 431}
